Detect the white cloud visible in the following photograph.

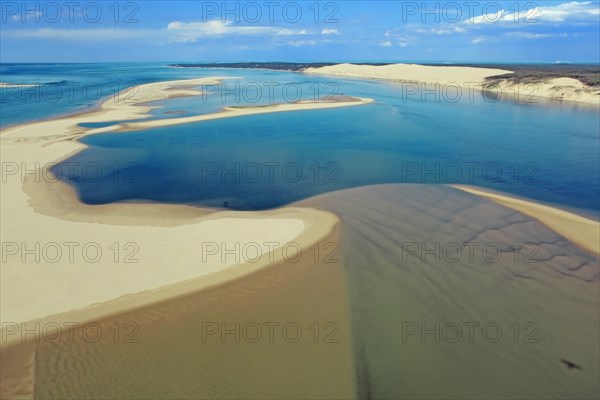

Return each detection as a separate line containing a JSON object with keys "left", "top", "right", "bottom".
{"left": 4, "top": 20, "right": 311, "bottom": 44}
{"left": 398, "top": 1, "right": 596, "bottom": 46}
{"left": 380, "top": 40, "right": 392, "bottom": 47}
{"left": 166, "top": 20, "right": 308, "bottom": 42}
{"left": 416, "top": 26, "right": 466, "bottom": 35}
{"left": 384, "top": 30, "right": 414, "bottom": 47}
{"left": 467, "top": 10, "right": 506, "bottom": 25}
{"left": 531, "top": 1, "right": 600, "bottom": 22}
{"left": 275, "top": 28, "right": 307, "bottom": 36}
{"left": 284, "top": 40, "right": 317, "bottom": 47}
{"left": 321, "top": 28, "right": 340, "bottom": 35}
{"left": 466, "top": 1, "right": 599, "bottom": 25}
{"left": 505, "top": 31, "right": 569, "bottom": 39}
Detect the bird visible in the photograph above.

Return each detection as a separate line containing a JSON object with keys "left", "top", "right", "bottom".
{"left": 560, "top": 359, "right": 582, "bottom": 370}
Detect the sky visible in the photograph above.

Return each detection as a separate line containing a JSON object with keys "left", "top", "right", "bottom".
{"left": 0, "top": 1, "right": 599, "bottom": 63}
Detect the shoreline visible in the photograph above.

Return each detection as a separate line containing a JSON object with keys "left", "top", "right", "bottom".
{"left": 4, "top": 183, "right": 599, "bottom": 399}
{"left": 3, "top": 182, "right": 599, "bottom": 398}
{"left": 105, "top": 96, "right": 373, "bottom": 133}
{"left": 297, "top": 183, "right": 599, "bottom": 399}
{"left": 1, "top": 76, "right": 370, "bottom": 339}
{"left": 304, "top": 63, "right": 600, "bottom": 106}
{"left": 2, "top": 74, "right": 598, "bottom": 342}
{"left": 0, "top": 205, "right": 340, "bottom": 349}
{"left": 452, "top": 185, "right": 600, "bottom": 255}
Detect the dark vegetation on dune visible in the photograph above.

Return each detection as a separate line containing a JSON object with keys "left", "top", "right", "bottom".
{"left": 476, "top": 64, "right": 600, "bottom": 87}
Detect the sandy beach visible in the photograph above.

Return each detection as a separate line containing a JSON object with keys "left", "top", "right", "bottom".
{"left": 2, "top": 75, "right": 597, "bottom": 331}
{"left": 305, "top": 63, "right": 600, "bottom": 106}
{"left": 2, "top": 75, "right": 358, "bottom": 397}
{"left": 0, "top": 76, "right": 370, "bottom": 335}
{"left": 5, "top": 220, "right": 355, "bottom": 400}
{"left": 106, "top": 96, "right": 373, "bottom": 132}
{"left": 3, "top": 0, "right": 599, "bottom": 396}
{"left": 1, "top": 73, "right": 599, "bottom": 399}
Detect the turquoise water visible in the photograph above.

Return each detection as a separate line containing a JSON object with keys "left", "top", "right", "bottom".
{"left": 0, "top": 63, "right": 244, "bottom": 127}
{"left": 1, "top": 64, "right": 339, "bottom": 127}
{"left": 2, "top": 63, "right": 598, "bottom": 213}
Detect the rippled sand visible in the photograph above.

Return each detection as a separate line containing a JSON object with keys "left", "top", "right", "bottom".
{"left": 23, "top": 224, "right": 354, "bottom": 400}
{"left": 301, "top": 184, "right": 599, "bottom": 399}
{"left": 3, "top": 184, "right": 598, "bottom": 399}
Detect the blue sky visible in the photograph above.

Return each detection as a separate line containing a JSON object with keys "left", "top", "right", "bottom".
{"left": 1, "top": 1, "right": 599, "bottom": 63}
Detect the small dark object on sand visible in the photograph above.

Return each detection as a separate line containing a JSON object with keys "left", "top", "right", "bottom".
{"left": 560, "top": 359, "right": 583, "bottom": 370}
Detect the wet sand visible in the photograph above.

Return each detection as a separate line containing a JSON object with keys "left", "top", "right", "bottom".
{"left": 453, "top": 185, "right": 600, "bottom": 255}
{"left": 4, "top": 184, "right": 598, "bottom": 399}
{"left": 4, "top": 223, "right": 355, "bottom": 400}
{"left": 301, "top": 184, "right": 599, "bottom": 399}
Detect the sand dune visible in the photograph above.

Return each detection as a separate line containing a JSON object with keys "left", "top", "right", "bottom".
{"left": 305, "top": 63, "right": 511, "bottom": 86}
{"left": 305, "top": 63, "right": 599, "bottom": 106}
{"left": 483, "top": 77, "right": 600, "bottom": 106}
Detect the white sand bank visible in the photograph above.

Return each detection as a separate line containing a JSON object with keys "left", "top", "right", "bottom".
{"left": 305, "top": 63, "right": 599, "bottom": 105}
{"left": 0, "top": 76, "right": 361, "bottom": 342}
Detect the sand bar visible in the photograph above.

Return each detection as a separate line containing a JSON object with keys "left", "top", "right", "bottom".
{"left": 453, "top": 185, "right": 600, "bottom": 255}
{"left": 0, "top": 76, "right": 369, "bottom": 341}
{"left": 104, "top": 96, "right": 373, "bottom": 132}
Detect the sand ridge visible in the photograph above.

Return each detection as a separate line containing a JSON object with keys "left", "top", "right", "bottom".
{"left": 305, "top": 63, "right": 600, "bottom": 106}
